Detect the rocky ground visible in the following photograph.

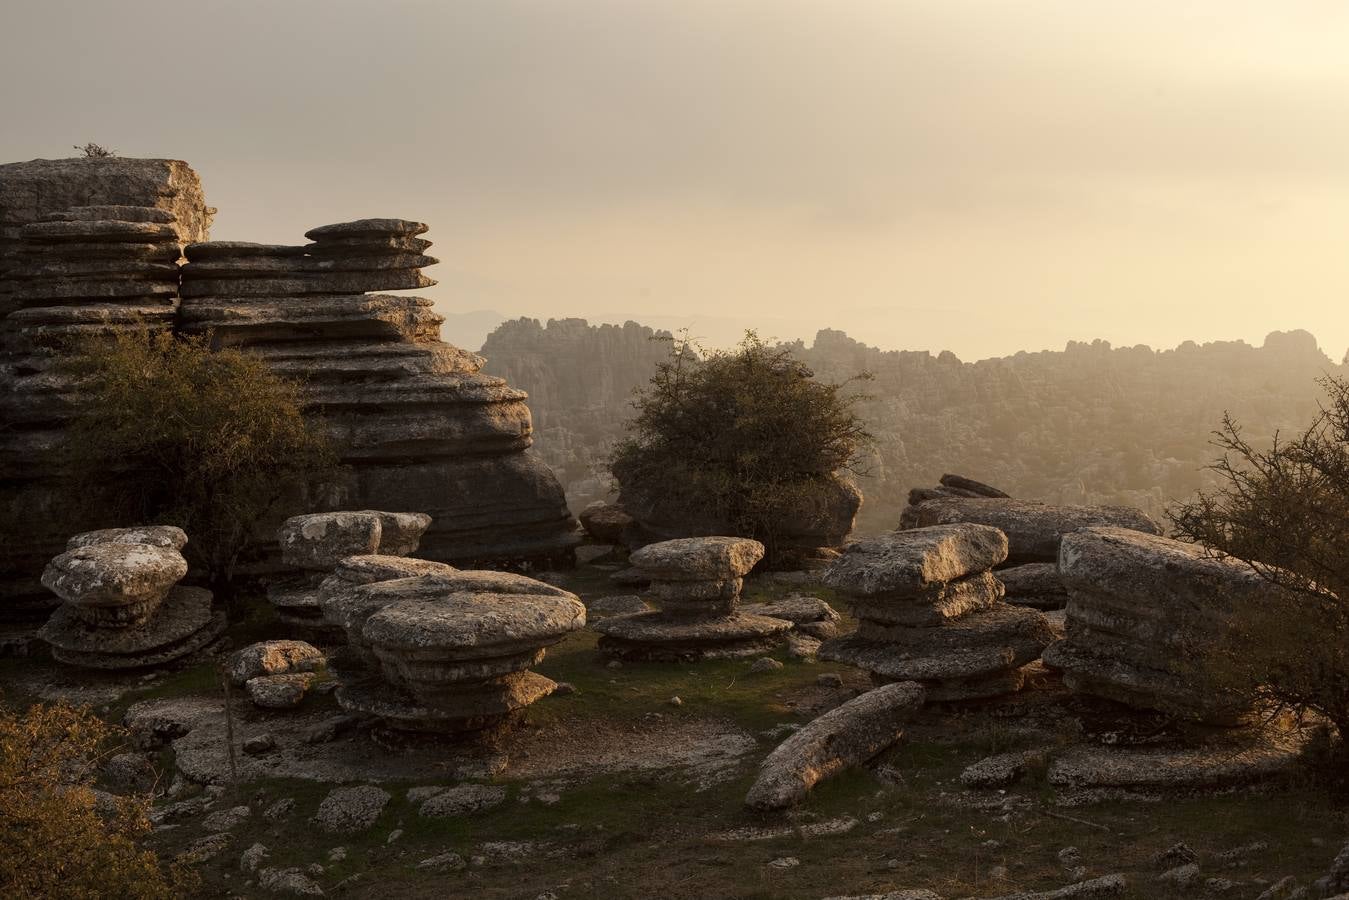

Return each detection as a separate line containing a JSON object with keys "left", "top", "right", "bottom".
{"left": 2, "top": 558, "right": 1346, "bottom": 900}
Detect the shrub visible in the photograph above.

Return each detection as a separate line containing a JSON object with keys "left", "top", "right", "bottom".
{"left": 610, "top": 331, "right": 872, "bottom": 557}
{"left": 0, "top": 701, "right": 195, "bottom": 899}
{"left": 62, "top": 328, "right": 336, "bottom": 592}
{"left": 72, "top": 142, "right": 116, "bottom": 158}
{"left": 1170, "top": 375, "right": 1349, "bottom": 746}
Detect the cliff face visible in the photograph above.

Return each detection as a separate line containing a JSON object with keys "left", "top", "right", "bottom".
{"left": 478, "top": 319, "right": 1342, "bottom": 532}
{"left": 481, "top": 318, "right": 673, "bottom": 508}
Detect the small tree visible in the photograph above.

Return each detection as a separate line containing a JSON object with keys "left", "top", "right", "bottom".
{"left": 62, "top": 328, "right": 336, "bottom": 593}
{"left": 611, "top": 331, "right": 872, "bottom": 558}
{"left": 0, "top": 701, "right": 196, "bottom": 898}
{"left": 73, "top": 142, "right": 116, "bottom": 158}
{"left": 1170, "top": 374, "right": 1349, "bottom": 748}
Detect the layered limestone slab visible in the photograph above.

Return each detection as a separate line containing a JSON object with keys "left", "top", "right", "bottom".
{"left": 823, "top": 525, "right": 1009, "bottom": 598}
{"left": 41, "top": 585, "right": 225, "bottom": 669}
{"left": 899, "top": 498, "right": 1161, "bottom": 564}
{"left": 628, "top": 536, "right": 765, "bottom": 581}
{"left": 1047, "top": 527, "right": 1288, "bottom": 722}
{"left": 847, "top": 571, "right": 1004, "bottom": 626}
{"left": 998, "top": 561, "right": 1068, "bottom": 610}
{"left": 67, "top": 525, "right": 187, "bottom": 551}
{"left": 594, "top": 612, "right": 793, "bottom": 660}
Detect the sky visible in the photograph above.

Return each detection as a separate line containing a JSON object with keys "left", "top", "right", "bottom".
{"left": 4, "top": 1, "right": 1349, "bottom": 360}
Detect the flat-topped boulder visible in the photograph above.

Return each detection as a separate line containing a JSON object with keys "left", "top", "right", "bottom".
{"left": 750, "top": 594, "right": 841, "bottom": 639}
{"left": 823, "top": 525, "right": 1009, "bottom": 598}
{"left": 42, "top": 542, "right": 188, "bottom": 625}
{"left": 305, "top": 219, "right": 429, "bottom": 240}
{"left": 277, "top": 510, "right": 431, "bottom": 571}
{"left": 66, "top": 525, "right": 188, "bottom": 551}
{"left": 629, "top": 536, "right": 765, "bottom": 581}
{"left": 593, "top": 611, "right": 793, "bottom": 661}
{"left": 900, "top": 497, "right": 1161, "bottom": 564}
{"left": 1044, "top": 527, "right": 1287, "bottom": 722}
{"left": 228, "top": 640, "right": 326, "bottom": 686}
{"left": 329, "top": 554, "right": 457, "bottom": 586}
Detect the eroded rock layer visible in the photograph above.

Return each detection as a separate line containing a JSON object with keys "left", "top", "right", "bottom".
{"left": 178, "top": 220, "right": 577, "bottom": 566}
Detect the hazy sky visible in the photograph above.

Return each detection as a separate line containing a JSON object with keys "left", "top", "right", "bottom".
{"left": 4, "top": 1, "right": 1349, "bottom": 360}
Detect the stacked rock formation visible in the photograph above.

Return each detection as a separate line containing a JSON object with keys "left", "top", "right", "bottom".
{"left": 820, "top": 525, "right": 1054, "bottom": 700}
{"left": 178, "top": 219, "right": 577, "bottom": 567}
{"left": 269, "top": 510, "right": 433, "bottom": 635}
{"left": 592, "top": 537, "right": 794, "bottom": 660}
{"left": 0, "top": 158, "right": 212, "bottom": 621}
{"left": 1043, "top": 527, "right": 1280, "bottom": 723}
{"left": 331, "top": 571, "right": 585, "bottom": 736}
{"left": 900, "top": 483, "right": 1162, "bottom": 611}
{"left": 38, "top": 526, "right": 224, "bottom": 668}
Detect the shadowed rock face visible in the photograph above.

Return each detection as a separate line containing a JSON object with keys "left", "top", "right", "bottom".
{"left": 899, "top": 497, "right": 1161, "bottom": 564}
{"left": 1, "top": 159, "right": 211, "bottom": 619}
{"left": 1044, "top": 526, "right": 1288, "bottom": 722}
{"left": 179, "top": 219, "right": 578, "bottom": 568}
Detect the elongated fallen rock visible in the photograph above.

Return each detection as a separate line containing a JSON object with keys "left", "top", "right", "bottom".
{"left": 745, "top": 681, "right": 925, "bottom": 810}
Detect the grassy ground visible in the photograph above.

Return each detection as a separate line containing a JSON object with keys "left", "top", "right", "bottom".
{"left": 8, "top": 563, "right": 1347, "bottom": 898}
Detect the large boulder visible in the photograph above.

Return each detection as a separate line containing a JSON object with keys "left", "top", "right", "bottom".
{"left": 823, "top": 525, "right": 1009, "bottom": 598}
{"left": 899, "top": 498, "right": 1161, "bottom": 564}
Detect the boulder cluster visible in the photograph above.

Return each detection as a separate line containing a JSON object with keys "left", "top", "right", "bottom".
{"left": 1044, "top": 527, "right": 1273, "bottom": 723}
{"left": 593, "top": 537, "right": 793, "bottom": 660}
{"left": 268, "top": 510, "right": 433, "bottom": 635}
{"left": 38, "top": 526, "right": 224, "bottom": 668}
{"left": 178, "top": 219, "right": 576, "bottom": 567}
{"left": 820, "top": 524, "right": 1054, "bottom": 700}
{"left": 900, "top": 477, "right": 1163, "bottom": 611}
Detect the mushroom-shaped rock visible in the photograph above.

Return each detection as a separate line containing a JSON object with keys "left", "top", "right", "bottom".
{"left": 228, "top": 640, "right": 326, "bottom": 686}
{"left": 42, "top": 542, "right": 188, "bottom": 626}
{"left": 629, "top": 536, "right": 765, "bottom": 581}
{"left": 578, "top": 501, "right": 634, "bottom": 544}
{"left": 67, "top": 525, "right": 188, "bottom": 552}
{"left": 746, "top": 681, "right": 926, "bottom": 810}
{"left": 39, "top": 586, "right": 225, "bottom": 669}
{"left": 823, "top": 525, "right": 1008, "bottom": 598}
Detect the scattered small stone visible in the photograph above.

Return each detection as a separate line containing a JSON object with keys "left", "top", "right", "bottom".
{"left": 990, "top": 864, "right": 1009, "bottom": 879}
{"left": 302, "top": 715, "right": 359, "bottom": 745}
{"left": 416, "top": 851, "right": 466, "bottom": 872}
{"left": 102, "top": 752, "right": 158, "bottom": 794}
{"left": 327, "top": 847, "right": 347, "bottom": 863}
{"left": 816, "top": 672, "right": 844, "bottom": 688}
{"left": 768, "top": 857, "right": 800, "bottom": 869}
{"left": 177, "top": 833, "right": 233, "bottom": 864}
{"left": 1217, "top": 840, "right": 1269, "bottom": 866}
{"left": 669, "top": 696, "right": 683, "bottom": 707}
{"left": 785, "top": 632, "right": 822, "bottom": 659}
{"left": 960, "top": 749, "right": 1048, "bottom": 788}
{"left": 1158, "top": 863, "right": 1201, "bottom": 889}
{"left": 306, "top": 863, "right": 324, "bottom": 877}
{"left": 1255, "top": 876, "right": 1299, "bottom": 899}
{"left": 552, "top": 682, "right": 577, "bottom": 695}
{"left": 750, "top": 657, "right": 784, "bottom": 673}
{"left": 386, "top": 829, "right": 403, "bottom": 844}
{"left": 243, "top": 734, "right": 277, "bottom": 755}
{"left": 606, "top": 660, "right": 623, "bottom": 669}
{"left": 1206, "top": 878, "right": 1239, "bottom": 894}
{"left": 240, "top": 843, "right": 268, "bottom": 872}
{"left": 1154, "top": 842, "right": 1198, "bottom": 868}
{"left": 406, "top": 786, "right": 445, "bottom": 804}
{"left": 419, "top": 784, "right": 507, "bottom": 818}
{"left": 263, "top": 797, "right": 295, "bottom": 821}
{"left": 258, "top": 866, "right": 324, "bottom": 896}
{"left": 313, "top": 785, "right": 390, "bottom": 834}
{"left": 202, "top": 804, "right": 252, "bottom": 833}
{"left": 228, "top": 640, "right": 325, "bottom": 685}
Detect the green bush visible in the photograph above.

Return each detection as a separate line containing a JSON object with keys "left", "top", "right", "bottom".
{"left": 62, "top": 328, "right": 336, "bottom": 592}
{"left": 610, "top": 331, "right": 871, "bottom": 557}
{"left": 1170, "top": 375, "right": 1349, "bottom": 745}
{"left": 0, "top": 701, "right": 196, "bottom": 899}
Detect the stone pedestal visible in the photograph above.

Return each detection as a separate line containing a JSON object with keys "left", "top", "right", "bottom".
{"left": 819, "top": 524, "right": 1053, "bottom": 700}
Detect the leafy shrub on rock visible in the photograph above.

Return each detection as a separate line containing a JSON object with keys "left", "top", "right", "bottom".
{"left": 0, "top": 701, "right": 195, "bottom": 899}
{"left": 1170, "top": 375, "right": 1349, "bottom": 748}
{"left": 611, "top": 332, "right": 872, "bottom": 560}
{"left": 62, "top": 328, "right": 336, "bottom": 592}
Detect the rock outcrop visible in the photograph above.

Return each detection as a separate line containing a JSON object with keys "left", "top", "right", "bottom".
{"left": 179, "top": 220, "right": 578, "bottom": 567}
{"left": 998, "top": 562, "right": 1070, "bottom": 610}
{"left": 1043, "top": 527, "right": 1283, "bottom": 722}
{"left": 0, "top": 172, "right": 210, "bottom": 621}
{"left": 38, "top": 526, "right": 224, "bottom": 668}
{"left": 268, "top": 510, "right": 431, "bottom": 636}
{"left": 745, "top": 681, "right": 925, "bottom": 810}
{"left": 592, "top": 537, "right": 794, "bottom": 660}
{"left": 332, "top": 572, "right": 586, "bottom": 736}
{"left": 898, "top": 497, "right": 1162, "bottom": 565}
{"left": 820, "top": 525, "right": 1054, "bottom": 700}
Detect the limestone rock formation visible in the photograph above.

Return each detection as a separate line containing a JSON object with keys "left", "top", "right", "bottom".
{"left": 750, "top": 594, "right": 841, "bottom": 639}
{"left": 899, "top": 496, "right": 1162, "bottom": 564}
{"left": 820, "top": 525, "right": 1054, "bottom": 700}
{"left": 268, "top": 510, "right": 431, "bottom": 635}
{"left": 1043, "top": 526, "right": 1284, "bottom": 722}
{"left": 745, "top": 681, "right": 925, "bottom": 810}
{"left": 178, "top": 220, "right": 577, "bottom": 567}
{"left": 592, "top": 537, "right": 794, "bottom": 660}
{"left": 998, "top": 562, "right": 1070, "bottom": 610}
{"left": 332, "top": 572, "right": 586, "bottom": 735}
{"left": 37, "top": 526, "right": 224, "bottom": 668}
